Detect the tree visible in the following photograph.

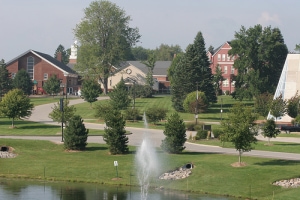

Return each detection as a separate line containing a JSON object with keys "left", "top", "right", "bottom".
{"left": 54, "top": 44, "right": 70, "bottom": 64}
{"left": 0, "top": 89, "right": 33, "bottom": 128}
{"left": 130, "top": 46, "right": 151, "bottom": 60}
{"left": 286, "top": 92, "right": 300, "bottom": 119}
{"left": 42, "top": 75, "right": 60, "bottom": 97}
{"left": 94, "top": 101, "right": 114, "bottom": 121}
{"left": 161, "top": 112, "right": 186, "bottom": 154}
{"left": 49, "top": 99, "right": 76, "bottom": 126}
{"left": 167, "top": 53, "right": 184, "bottom": 83}
{"left": 212, "top": 65, "right": 223, "bottom": 96}
{"left": 229, "top": 25, "right": 288, "bottom": 100}
{"left": 145, "top": 107, "right": 168, "bottom": 124}
{"left": 81, "top": 79, "right": 102, "bottom": 106}
{"left": 207, "top": 45, "right": 214, "bottom": 53}
{"left": 221, "top": 102, "right": 258, "bottom": 164}
{"left": 142, "top": 54, "right": 156, "bottom": 89}
{"left": 12, "top": 69, "right": 33, "bottom": 95}
{"left": 0, "top": 59, "right": 12, "bottom": 99}
{"left": 109, "top": 77, "right": 131, "bottom": 110}
{"left": 262, "top": 119, "right": 280, "bottom": 145}
{"left": 254, "top": 92, "right": 273, "bottom": 117}
{"left": 154, "top": 44, "right": 182, "bottom": 61}
{"left": 64, "top": 115, "right": 89, "bottom": 150}
{"left": 103, "top": 109, "right": 129, "bottom": 154}
{"left": 183, "top": 91, "right": 208, "bottom": 113}
{"left": 295, "top": 44, "right": 300, "bottom": 53}
{"left": 74, "top": 0, "right": 140, "bottom": 94}
{"left": 170, "top": 31, "right": 216, "bottom": 111}
{"left": 269, "top": 94, "right": 287, "bottom": 121}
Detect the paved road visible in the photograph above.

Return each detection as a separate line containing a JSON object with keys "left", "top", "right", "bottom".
{"left": 2, "top": 96, "right": 300, "bottom": 161}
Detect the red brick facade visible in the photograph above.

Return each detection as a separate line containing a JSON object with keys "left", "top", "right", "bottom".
{"left": 207, "top": 42, "right": 238, "bottom": 94}
{"left": 6, "top": 50, "right": 78, "bottom": 95}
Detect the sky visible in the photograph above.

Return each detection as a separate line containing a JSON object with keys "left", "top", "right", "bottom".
{"left": 1, "top": 0, "right": 299, "bottom": 62}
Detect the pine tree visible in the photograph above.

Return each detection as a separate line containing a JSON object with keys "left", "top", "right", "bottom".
{"left": 0, "top": 59, "right": 12, "bottom": 99}
{"left": 109, "top": 77, "right": 131, "bottom": 110}
{"left": 12, "top": 69, "right": 33, "bottom": 95}
{"left": 161, "top": 112, "right": 186, "bottom": 154}
{"left": 54, "top": 44, "right": 70, "bottom": 64}
{"left": 103, "top": 109, "right": 129, "bottom": 154}
{"left": 64, "top": 115, "right": 89, "bottom": 150}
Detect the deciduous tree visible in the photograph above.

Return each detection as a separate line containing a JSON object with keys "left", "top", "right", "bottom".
{"left": 0, "top": 89, "right": 33, "bottom": 128}
{"left": 49, "top": 99, "right": 76, "bottom": 126}
{"left": 81, "top": 79, "right": 102, "bottom": 106}
{"left": 270, "top": 94, "right": 287, "bottom": 121}
{"left": 43, "top": 75, "right": 61, "bottom": 97}
{"left": 161, "top": 112, "right": 186, "bottom": 154}
{"left": 262, "top": 119, "right": 280, "bottom": 145}
{"left": 221, "top": 102, "right": 258, "bottom": 164}
{"left": 229, "top": 25, "right": 288, "bottom": 100}
{"left": 286, "top": 92, "right": 300, "bottom": 119}
{"left": 254, "top": 92, "right": 273, "bottom": 118}
{"left": 74, "top": 0, "right": 140, "bottom": 94}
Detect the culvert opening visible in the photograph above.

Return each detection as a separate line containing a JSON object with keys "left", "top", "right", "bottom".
{"left": 0, "top": 146, "right": 8, "bottom": 152}
{"left": 185, "top": 163, "right": 193, "bottom": 169}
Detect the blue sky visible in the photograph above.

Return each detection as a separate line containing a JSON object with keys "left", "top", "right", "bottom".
{"left": 1, "top": 0, "right": 299, "bottom": 61}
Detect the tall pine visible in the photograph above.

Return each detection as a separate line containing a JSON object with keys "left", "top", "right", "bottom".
{"left": 0, "top": 59, "right": 12, "bottom": 99}
{"left": 109, "top": 77, "right": 131, "bottom": 110}
{"left": 171, "top": 31, "right": 217, "bottom": 111}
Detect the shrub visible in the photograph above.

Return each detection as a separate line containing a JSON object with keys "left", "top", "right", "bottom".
{"left": 183, "top": 91, "right": 209, "bottom": 113}
{"left": 212, "top": 128, "right": 224, "bottom": 139}
{"left": 124, "top": 108, "right": 142, "bottom": 121}
{"left": 129, "top": 84, "right": 153, "bottom": 98}
{"left": 195, "top": 129, "right": 207, "bottom": 140}
{"left": 184, "top": 122, "right": 204, "bottom": 131}
{"left": 145, "top": 107, "right": 168, "bottom": 124}
{"left": 94, "top": 102, "right": 114, "bottom": 120}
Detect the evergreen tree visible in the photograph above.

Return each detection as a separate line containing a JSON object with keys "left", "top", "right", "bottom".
{"left": 171, "top": 32, "right": 217, "bottom": 111}
{"left": 161, "top": 112, "right": 186, "bottom": 154}
{"left": 262, "top": 119, "right": 280, "bottom": 145}
{"left": 212, "top": 65, "right": 223, "bottom": 96}
{"left": 12, "top": 69, "right": 33, "bottom": 95}
{"left": 0, "top": 89, "right": 34, "bottom": 128}
{"left": 64, "top": 115, "right": 89, "bottom": 150}
{"left": 43, "top": 75, "right": 61, "bottom": 97}
{"left": 0, "top": 59, "right": 12, "bottom": 99}
{"left": 81, "top": 79, "right": 102, "bottom": 106}
{"left": 54, "top": 44, "right": 70, "bottom": 64}
{"left": 109, "top": 77, "right": 131, "bottom": 110}
{"left": 103, "top": 109, "right": 129, "bottom": 155}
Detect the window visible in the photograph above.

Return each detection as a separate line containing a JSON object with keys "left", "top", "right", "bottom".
{"left": 44, "top": 73, "right": 48, "bottom": 80}
{"left": 224, "top": 66, "right": 228, "bottom": 74}
{"left": 217, "top": 54, "right": 221, "bottom": 61}
{"left": 27, "top": 56, "right": 34, "bottom": 79}
{"left": 11, "top": 73, "right": 16, "bottom": 79}
{"left": 231, "top": 81, "right": 236, "bottom": 87}
{"left": 227, "top": 54, "right": 230, "bottom": 61}
{"left": 222, "top": 54, "right": 225, "bottom": 61}
{"left": 231, "top": 66, "right": 234, "bottom": 74}
{"left": 223, "top": 79, "right": 229, "bottom": 87}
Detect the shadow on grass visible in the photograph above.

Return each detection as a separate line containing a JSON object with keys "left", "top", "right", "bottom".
{"left": 85, "top": 146, "right": 108, "bottom": 151}
{"left": 274, "top": 143, "right": 300, "bottom": 146}
{"left": 254, "top": 159, "right": 300, "bottom": 166}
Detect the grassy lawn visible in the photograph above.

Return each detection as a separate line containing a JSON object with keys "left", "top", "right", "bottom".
{"left": 189, "top": 139, "right": 300, "bottom": 154}
{"left": 0, "top": 139, "right": 299, "bottom": 200}
{"left": 29, "top": 96, "right": 67, "bottom": 106}
{"left": 0, "top": 118, "right": 105, "bottom": 136}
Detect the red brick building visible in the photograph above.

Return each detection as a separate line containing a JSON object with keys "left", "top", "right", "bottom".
{"left": 6, "top": 50, "right": 78, "bottom": 95}
{"left": 207, "top": 42, "right": 238, "bottom": 94}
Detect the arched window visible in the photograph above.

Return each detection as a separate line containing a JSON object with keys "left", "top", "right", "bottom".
{"left": 27, "top": 56, "right": 34, "bottom": 79}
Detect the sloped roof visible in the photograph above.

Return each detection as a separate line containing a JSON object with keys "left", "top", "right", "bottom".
{"left": 121, "top": 61, "right": 171, "bottom": 76}
{"left": 208, "top": 41, "right": 232, "bottom": 56}
{"left": 6, "top": 49, "right": 76, "bottom": 75}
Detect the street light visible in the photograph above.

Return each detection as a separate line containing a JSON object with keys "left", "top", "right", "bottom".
{"left": 195, "top": 82, "right": 199, "bottom": 125}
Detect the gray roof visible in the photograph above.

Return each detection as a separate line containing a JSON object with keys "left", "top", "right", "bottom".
{"left": 124, "top": 61, "right": 171, "bottom": 76}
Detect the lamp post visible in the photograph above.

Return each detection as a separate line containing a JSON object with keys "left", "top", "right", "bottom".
{"left": 195, "top": 82, "right": 199, "bottom": 125}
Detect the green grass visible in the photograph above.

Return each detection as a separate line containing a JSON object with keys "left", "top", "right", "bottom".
{"left": 29, "top": 96, "right": 66, "bottom": 106}
{"left": 0, "top": 139, "right": 300, "bottom": 200}
{"left": 0, "top": 118, "right": 105, "bottom": 136}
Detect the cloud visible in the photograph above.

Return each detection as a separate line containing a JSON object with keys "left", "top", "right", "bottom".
{"left": 258, "top": 12, "right": 281, "bottom": 25}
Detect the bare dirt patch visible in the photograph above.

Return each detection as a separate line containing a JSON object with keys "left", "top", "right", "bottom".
{"left": 231, "top": 162, "right": 247, "bottom": 167}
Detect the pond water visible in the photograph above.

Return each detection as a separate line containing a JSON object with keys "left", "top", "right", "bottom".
{"left": 0, "top": 178, "right": 237, "bottom": 200}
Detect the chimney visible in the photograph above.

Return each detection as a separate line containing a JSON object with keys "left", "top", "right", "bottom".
{"left": 57, "top": 52, "right": 62, "bottom": 62}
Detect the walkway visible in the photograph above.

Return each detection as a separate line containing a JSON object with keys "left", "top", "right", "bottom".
{"left": 1, "top": 97, "right": 300, "bottom": 161}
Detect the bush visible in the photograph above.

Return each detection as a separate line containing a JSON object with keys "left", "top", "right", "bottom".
{"left": 185, "top": 122, "right": 204, "bottom": 131}
{"left": 183, "top": 91, "right": 209, "bottom": 113}
{"left": 195, "top": 129, "right": 207, "bottom": 140}
{"left": 94, "top": 102, "right": 114, "bottom": 120}
{"left": 64, "top": 115, "right": 88, "bottom": 150}
{"left": 212, "top": 128, "right": 224, "bottom": 139}
{"left": 124, "top": 108, "right": 142, "bottom": 121}
{"left": 129, "top": 84, "right": 153, "bottom": 98}
{"left": 145, "top": 107, "right": 168, "bottom": 124}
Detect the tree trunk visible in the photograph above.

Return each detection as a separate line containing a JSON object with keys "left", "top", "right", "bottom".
{"left": 103, "top": 77, "right": 108, "bottom": 95}
{"left": 238, "top": 150, "right": 242, "bottom": 163}
{"left": 268, "top": 137, "right": 270, "bottom": 145}
{"left": 11, "top": 118, "right": 15, "bottom": 128}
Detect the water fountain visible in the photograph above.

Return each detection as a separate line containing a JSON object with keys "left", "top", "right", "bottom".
{"left": 135, "top": 113, "right": 159, "bottom": 200}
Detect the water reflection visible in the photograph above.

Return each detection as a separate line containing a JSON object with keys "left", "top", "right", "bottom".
{"left": 0, "top": 178, "right": 236, "bottom": 200}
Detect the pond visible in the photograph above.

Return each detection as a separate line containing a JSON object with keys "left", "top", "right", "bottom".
{"left": 0, "top": 178, "right": 237, "bottom": 200}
